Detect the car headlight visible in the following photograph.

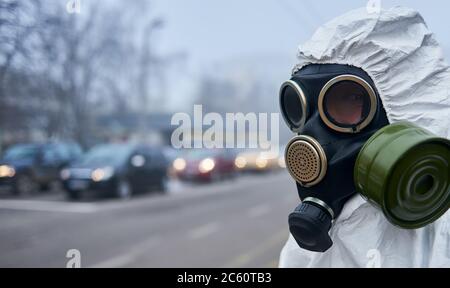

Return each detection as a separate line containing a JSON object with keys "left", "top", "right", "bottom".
{"left": 256, "top": 157, "right": 268, "bottom": 169}
{"left": 234, "top": 156, "right": 247, "bottom": 169}
{"left": 199, "top": 158, "right": 215, "bottom": 173}
{"left": 60, "top": 169, "right": 71, "bottom": 180}
{"left": 173, "top": 158, "right": 186, "bottom": 171}
{"left": 91, "top": 167, "right": 115, "bottom": 182}
{"left": 0, "top": 165, "right": 15, "bottom": 178}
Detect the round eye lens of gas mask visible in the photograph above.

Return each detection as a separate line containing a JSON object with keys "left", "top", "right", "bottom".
{"left": 280, "top": 80, "right": 308, "bottom": 133}
{"left": 319, "top": 75, "right": 377, "bottom": 133}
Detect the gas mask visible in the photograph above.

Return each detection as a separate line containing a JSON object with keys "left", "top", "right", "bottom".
{"left": 280, "top": 64, "right": 450, "bottom": 252}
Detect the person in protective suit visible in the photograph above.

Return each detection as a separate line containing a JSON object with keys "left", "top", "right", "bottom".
{"left": 278, "top": 7, "right": 450, "bottom": 268}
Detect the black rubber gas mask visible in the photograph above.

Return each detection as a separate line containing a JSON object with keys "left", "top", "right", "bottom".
{"left": 279, "top": 64, "right": 389, "bottom": 252}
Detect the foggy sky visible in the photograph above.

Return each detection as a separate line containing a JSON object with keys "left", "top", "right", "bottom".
{"left": 147, "top": 0, "right": 450, "bottom": 110}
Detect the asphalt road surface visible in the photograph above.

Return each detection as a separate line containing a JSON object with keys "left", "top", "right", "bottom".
{"left": 0, "top": 171, "right": 298, "bottom": 268}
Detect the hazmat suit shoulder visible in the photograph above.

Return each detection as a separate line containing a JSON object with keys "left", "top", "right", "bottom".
{"left": 280, "top": 6, "right": 450, "bottom": 268}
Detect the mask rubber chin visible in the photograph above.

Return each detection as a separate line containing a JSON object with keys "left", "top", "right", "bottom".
{"left": 288, "top": 202, "right": 333, "bottom": 252}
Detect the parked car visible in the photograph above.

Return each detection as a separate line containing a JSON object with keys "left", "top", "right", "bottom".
{"left": 173, "top": 149, "right": 236, "bottom": 182}
{"left": 61, "top": 143, "right": 168, "bottom": 200}
{"left": 0, "top": 142, "right": 83, "bottom": 195}
{"left": 162, "top": 146, "right": 185, "bottom": 179}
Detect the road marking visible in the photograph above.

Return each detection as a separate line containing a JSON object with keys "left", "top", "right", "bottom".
{"left": 90, "top": 237, "right": 160, "bottom": 268}
{"left": 0, "top": 200, "right": 98, "bottom": 214}
{"left": 266, "top": 259, "right": 279, "bottom": 268}
{"left": 248, "top": 204, "right": 271, "bottom": 218}
{"left": 222, "top": 230, "right": 288, "bottom": 268}
{"left": 188, "top": 222, "right": 220, "bottom": 240}
{"left": 90, "top": 252, "right": 135, "bottom": 268}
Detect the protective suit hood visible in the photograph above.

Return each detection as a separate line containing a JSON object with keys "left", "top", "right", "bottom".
{"left": 280, "top": 6, "right": 450, "bottom": 268}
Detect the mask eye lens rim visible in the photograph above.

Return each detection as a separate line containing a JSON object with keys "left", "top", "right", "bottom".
{"left": 280, "top": 80, "right": 308, "bottom": 133}
{"left": 318, "top": 75, "right": 378, "bottom": 134}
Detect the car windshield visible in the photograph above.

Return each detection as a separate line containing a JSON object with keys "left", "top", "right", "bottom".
{"left": 3, "top": 145, "right": 39, "bottom": 161}
{"left": 77, "top": 144, "right": 132, "bottom": 167}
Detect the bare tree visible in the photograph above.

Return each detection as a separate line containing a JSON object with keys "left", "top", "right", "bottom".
{"left": 0, "top": 1, "right": 40, "bottom": 80}
{"left": 0, "top": 0, "right": 174, "bottom": 148}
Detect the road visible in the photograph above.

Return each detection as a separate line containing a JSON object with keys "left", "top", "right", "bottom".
{"left": 0, "top": 172, "right": 298, "bottom": 268}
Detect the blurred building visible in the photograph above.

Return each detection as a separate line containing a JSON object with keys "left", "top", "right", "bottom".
{"left": 0, "top": 71, "right": 65, "bottom": 152}
{"left": 96, "top": 113, "right": 175, "bottom": 146}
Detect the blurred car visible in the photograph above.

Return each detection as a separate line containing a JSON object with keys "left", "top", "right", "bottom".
{"left": 234, "top": 150, "right": 283, "bottom": 173}
{"left": 278, "top": 145, "right": 287, "bottom": 169}
{"left": 0, "top": 142, "right": 82, "bottom": 195}
{"left": 61, "top": 143, "right": 168, "bottom": 200}
{"left": 173, "top": 149, "right": 236, "bottom": 182}
{"left": 162, "top": 146, "right": 186, "bottom": 179}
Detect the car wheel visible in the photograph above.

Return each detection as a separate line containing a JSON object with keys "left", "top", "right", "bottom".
{"left": 67, "top": 190, "right": 81, "bottom": 201}
{"left": 116, "top": 180, "right": 132, "bottom": 200}
{"left": 14, "top": 174, "right": 38, "bottom": 196}
{"left": 39, "top": 183, "right": 50, "bottom": 191}
{"left": 41, "top": 180, "right": 62, "bottom": 193}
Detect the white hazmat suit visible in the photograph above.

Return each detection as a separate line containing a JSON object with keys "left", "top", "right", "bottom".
{"left": 279, "top": 6, "right": 450, "bottom": 268}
